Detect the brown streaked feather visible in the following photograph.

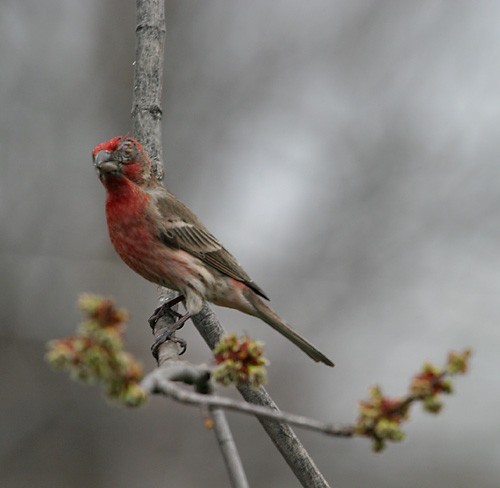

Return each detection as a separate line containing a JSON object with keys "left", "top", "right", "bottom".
{"left": 152, "top": 189, "right": 270, "bottom": 300}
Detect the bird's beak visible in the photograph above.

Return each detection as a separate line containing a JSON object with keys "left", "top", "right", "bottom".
{"left": 94, "top": 150, "right": 120, "bottom": 174}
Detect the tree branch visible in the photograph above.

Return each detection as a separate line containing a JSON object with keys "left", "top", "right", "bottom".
{"left": 131, "top": 1, "right": 331, "bottom": 486}
{"left": 132, "top": 0, "right": 165, "bottom": 181}
{"left": 132, "top": 4, "right": 249, "bottom": 486}
{"left": 141, "top": 366, "right": 353, "bottom": 438}
{"left": 210, "top": 408, "right": 250, "bottom": 488}
{"left": 146, "top": 338, "right": 249, "bottom": 488}
{"left": 192, "top": 304, "right": 332, "bottom": 487}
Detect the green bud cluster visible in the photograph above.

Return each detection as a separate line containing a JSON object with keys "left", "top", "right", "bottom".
{"left": 46, "top": 294, "right": 146, "bottom": 407}
{"left": 213, "top": 334, "right": 269, "bottom": 389}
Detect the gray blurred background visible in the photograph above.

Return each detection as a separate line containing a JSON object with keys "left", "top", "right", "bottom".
{"left": 1, "top": 1, "right": 498, "bottom": 486}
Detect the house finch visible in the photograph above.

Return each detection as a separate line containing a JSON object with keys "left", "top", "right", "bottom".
{"left": 93, "top": 136, "right": 334, "bottom": 366}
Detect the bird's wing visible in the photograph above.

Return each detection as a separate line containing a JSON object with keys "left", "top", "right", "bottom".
{"left": 153, "top": 190, "right": 270, "bottom": 300}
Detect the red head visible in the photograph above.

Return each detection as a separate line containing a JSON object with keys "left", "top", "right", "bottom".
{"left": 92, "top": 136, "right": 152, "bottom": 186}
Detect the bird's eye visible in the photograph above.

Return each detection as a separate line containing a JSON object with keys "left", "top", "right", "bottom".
{"left": 119, "top": 141, "right": 134, "bottom": 161}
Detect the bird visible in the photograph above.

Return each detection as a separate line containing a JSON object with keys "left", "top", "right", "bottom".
{"left": 92, "top": 136, "right": 334, "bottom": 367}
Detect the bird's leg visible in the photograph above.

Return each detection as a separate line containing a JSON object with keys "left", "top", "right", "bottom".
{"left": 148, "top": 294, "right": 186, "bottom": 330}
{"left": 150, "top": 311, "right": 192, "bottom": 360}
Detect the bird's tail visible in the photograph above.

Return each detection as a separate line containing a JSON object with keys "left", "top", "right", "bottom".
{"left": 243, "top": 290, "right": 334, "bottom": 367}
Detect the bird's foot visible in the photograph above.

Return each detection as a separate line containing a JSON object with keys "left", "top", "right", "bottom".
{"left": 150, "top": 311, "right": 192, "bottom": 360}
{"left": 148, "top": 294, "right": 185, "bottom": 330}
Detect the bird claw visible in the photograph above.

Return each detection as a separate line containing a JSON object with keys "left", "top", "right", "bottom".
{"left": 150, "top": 309, "right": 192, "bottom": 361}
{"left": 151, "top": 333, "right": 187, "bottom": 360}
{"left": 148, "top": 294, "right": 185, "bottom": 330}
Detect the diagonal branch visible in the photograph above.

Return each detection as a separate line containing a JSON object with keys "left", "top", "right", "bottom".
{"left": 192, "top": 304, "right": 332, "bottom": 487}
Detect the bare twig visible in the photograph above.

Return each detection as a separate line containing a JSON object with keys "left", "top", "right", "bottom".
{"left": 211, "top": 408, "right": 250, "bottom": 488}
{"left": 141, "top": 367, "right": 352, "bottom": 438}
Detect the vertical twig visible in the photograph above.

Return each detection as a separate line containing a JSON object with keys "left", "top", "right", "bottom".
{"left": 132, "top": 0, "right": 165, "bottom": 181}
{"left": 133, "top": 0, "right": 178, "bottom": 365}
{"left": 132, "top": 2, "right": 249, "bottom": 486}
{"left": 211, "top": 408, "right": 250, "bottom": 488}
